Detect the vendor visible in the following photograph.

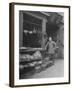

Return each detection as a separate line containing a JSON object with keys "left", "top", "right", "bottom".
{"left": 45, "top": 37, "right": 56, "bottom": 63}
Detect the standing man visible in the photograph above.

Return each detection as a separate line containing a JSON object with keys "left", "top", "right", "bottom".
{"left": 45, "top": 37, "right": 56, "bottom": 63}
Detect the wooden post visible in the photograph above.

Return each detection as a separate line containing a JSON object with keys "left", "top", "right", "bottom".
{"left": 41, "top": 18, "right": 47, "bottom": 49}
{"left": 19, "top": 11, "right": 23, "bottom": 47}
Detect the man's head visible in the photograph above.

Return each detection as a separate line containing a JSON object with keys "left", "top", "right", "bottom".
{"left": 49, "top": 37, "right": 52, "bottom": 41}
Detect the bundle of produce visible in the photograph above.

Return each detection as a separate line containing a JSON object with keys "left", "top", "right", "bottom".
{"left": 29, "top": 61, "right": 37, "bottom": 67}
{"left": 33, "top": 51, "right": 42, "bottom": 60}
{"left": 36, "top": 61, "right": 42, "bottom": 65}
{"left": 20, "top": 54, "right": 33, "bottom": 61}
{"left": 19, "top": 65, "right": 24, "bottom": 69}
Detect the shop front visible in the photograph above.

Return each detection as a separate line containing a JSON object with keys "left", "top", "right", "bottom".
{"left": 19, "top": 11, "right": 64, "bottom": 79}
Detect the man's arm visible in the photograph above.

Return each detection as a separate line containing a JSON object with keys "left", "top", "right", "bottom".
{"left": 53, "top": 41, "right": 59, "bottom": 50}
{"left": 53, "top": 41, "right": 57, "bottom": 49}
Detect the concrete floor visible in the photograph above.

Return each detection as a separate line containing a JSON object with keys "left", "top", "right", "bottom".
{"left": 31, "top": 59, "right": 64, "bottom": 78}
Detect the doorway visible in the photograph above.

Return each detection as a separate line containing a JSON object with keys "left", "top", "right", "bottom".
{"left": 46, "top": 22, "right": 59, "bottom": 41}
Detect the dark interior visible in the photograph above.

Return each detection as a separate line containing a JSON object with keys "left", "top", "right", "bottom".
{"left": 46, "top": 22, "right": 59, "bottom": 41}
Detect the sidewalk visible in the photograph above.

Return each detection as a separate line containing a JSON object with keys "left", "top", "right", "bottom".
{"left": 31, "top": 59, "right": 64, "bottom": 78}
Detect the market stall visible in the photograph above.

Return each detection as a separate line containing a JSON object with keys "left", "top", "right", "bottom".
{"left": 19, "top": 47, "right": 53, "bottom": 79}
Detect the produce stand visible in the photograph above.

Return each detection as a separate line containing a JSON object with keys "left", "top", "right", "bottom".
{"left": 19, "top": 47, "right": 53, "bottom": 79}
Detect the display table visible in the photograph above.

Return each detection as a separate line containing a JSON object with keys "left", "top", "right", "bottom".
{"left": 19, "top": 47, "right": 53, "bottom": 78}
